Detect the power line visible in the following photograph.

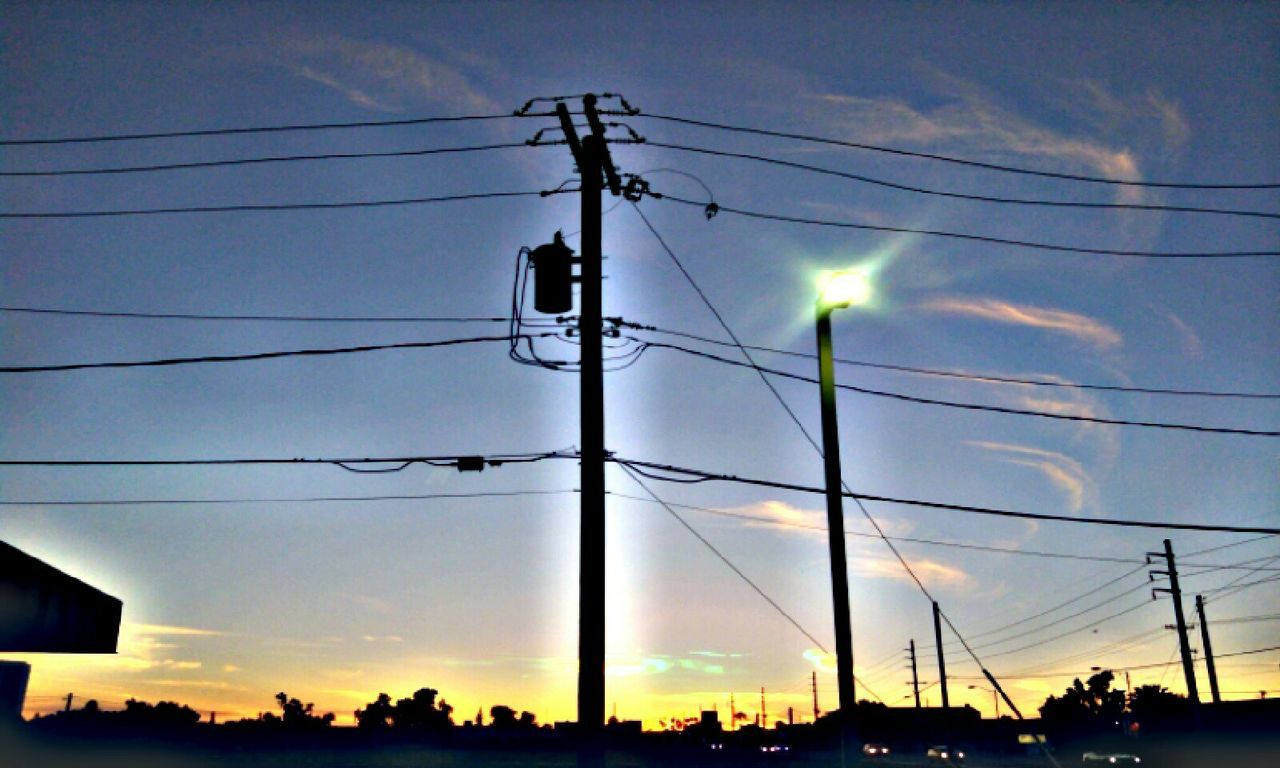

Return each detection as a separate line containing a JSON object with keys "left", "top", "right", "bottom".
{"left": 633, "top": 112, "right": 1280, "bottom": 190}
{"left": 0, "top": 306, "right": 510, "bottom": 324}
{"left": 628, "top": 324, "right": 1279, "bottom": 401}
{"left": 636, "top": 340, "right": 1280, "bottom": 436}
{"left": 656, "top": 194, "right": 1280, "bottom": 259}
{"left": 974, "top": 600, "right": 1156, "bottom": 662}
{"left": 1, "top": 190, "right": 543, "bottom": 219}
{"left": 0, "top": 333, "right": 551, "bottom": 373}
{"left": 0, "top": 450, "right": 577, "bottom": 469}
{"left": 0, "top": 489, "right": 579, "bottom": 507}
{"left": 644, "top": 141, "right": 1280, "bottom": 220}
{"left": 0, "top": 113, "right": 519, "bottom": 146}
{"left": 609, "top": 456, "right": 1280, "bottom": 535}
{"left": 606, "top": 490, "right": 1146, "bottom": 565}
{"left": 0, "top": 142, "right": 530, "bottom": 177}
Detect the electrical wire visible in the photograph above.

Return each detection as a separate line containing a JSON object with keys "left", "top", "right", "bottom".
{"left": 605, "top": 490, "right": 1148, "bottom": 565}
{"left": 635, "top": 340, "right": 1280, "bottom": 436}
{"left": 607, "top": 457, "right": 1280, "bottom": 535}
{"left": 0, "top": 113, "right": 518, "bottom": 146}
{"left": 0, "top": 142, "right": 530, "bottom": 176}
{"left": 0, "top": 490, "right": 579, "bottom": 506}
{"left": 633, "top": 112, "right": 1280, "bottom": 190}
{"left": 0, "top": 333, "right": 550, "bottom": 373}
{"left": 1, "top": 190, "right": 543, "bottom": 219}
{"left": 0, "top": 306, "right": 510, "bottom": 324}
{"left": 644, "top": 141, "right": 1280, "bottom": 220}
{"left": 0, "top": 450, "right": 578, "bottom": 469}
{"left": 626, "top": 324, "right": 1280, "bottom": 401}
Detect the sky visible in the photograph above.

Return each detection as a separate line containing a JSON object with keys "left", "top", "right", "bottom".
{"left": 2, "top": 1, "right": 1277, "bottom": 729}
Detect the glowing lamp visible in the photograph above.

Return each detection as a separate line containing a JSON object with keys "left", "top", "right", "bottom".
{"left": 817, "top": 269, "right": 872, "bottom": 310}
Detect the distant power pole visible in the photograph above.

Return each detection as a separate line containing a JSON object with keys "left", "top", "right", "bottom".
{"left": 730, "top": 692, "right": 737, "bottom": 731}
{"left": 933, "top": 601, "right": 950, "bottom": 709}
{"left": 761, "top": 687, "right": 767, "bottom": 729}
{"left": 811, "top": 671, "right": 820, "bottom": 722}
{"left": 1195, "top": 595, "right": 1222, "bottom": 704}
{"left": 908, "top": 639, "right": 921, "bottom": 709}
{"left": 1149, "top": 539, "right": 1200, "bottom": 711}
{"left": 64, "top": 693, "right": 73, "bottom": 712}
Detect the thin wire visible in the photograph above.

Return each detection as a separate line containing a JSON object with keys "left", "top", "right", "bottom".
{"left": 0, "top": 113, "right": 518, "bottom": 146}
{"left": 630, "top": 325, "right": 1280, "bottom": 401}
{"left": 637, "top": 340, "right": 1280, "bottom": 436}
{"left": 659, "top": 194, "right": 1280, "bottom": 259}
{"left": 646, "top": 141, "right": 1280, "bottom": 220}
{"left": 0, "top": 490, "right": 579, "bottom": 506}
{"left": 634, "top": 113, "right": 1280, "bottom": 190}
{"left": 0, "top": 450, "right": 578, "bottom": 469}
{"left": 1, "top": 190, "right": 543, "bottom": 219}
{"left": 608, "top": 457, "right": 1280, "bottom": 535}
{"left": 0, "top": 306, "right": 510, "bottom": 324}
{"left": 973, "top": 600, "right": 1156, "bottom": 662}
{"left": 605, "top": 490, "right": 1146, "bottom": 565}
{"left": 0, "top": 333, "right": 551, "bottom": 373}
{"left": 0, "top": 142, "right": 530, "bottom": 176}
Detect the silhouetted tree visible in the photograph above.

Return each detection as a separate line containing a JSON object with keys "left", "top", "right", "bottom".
{"left": 270, "top": 691, "right": 333, "bottom": 730}
{"left": 390, "top": 688, "right": 454, "bottom": 731}
{"left": 1127, "top": 684, "right": 1189, "bottom": 731}
{"left": 1039, "top": 671, "right": 1125, "bottom": 736}
{"left": 355, "top": 693, "right": 394, "bottom": 730}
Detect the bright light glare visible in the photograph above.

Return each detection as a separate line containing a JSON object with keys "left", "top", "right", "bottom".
{"left": 818, "top": 269, "right": 872, "bottom": 309}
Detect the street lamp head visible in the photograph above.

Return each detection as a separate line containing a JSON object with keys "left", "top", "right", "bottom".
{"left": 817, "top": 269, "right": 872, "bottom": 311}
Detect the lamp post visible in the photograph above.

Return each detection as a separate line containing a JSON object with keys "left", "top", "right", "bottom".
{"left": 815, "top": 269, "right": 871, "bottom": 763}
{"left": 968, "top": 684, "right": 999, "bottom": 719}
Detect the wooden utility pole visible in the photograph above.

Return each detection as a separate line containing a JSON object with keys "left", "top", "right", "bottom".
{"left": 933, "top": 601, "right": 950, "bottom": 709}
{"left": 1149, "top": 539, "right": 1200, "bottom": 710}
{"left": 909, "top": 639, "right": 921, "bottom": 708}
{"left": 1196, "top": 595, "right": 1221, "bottom": 703}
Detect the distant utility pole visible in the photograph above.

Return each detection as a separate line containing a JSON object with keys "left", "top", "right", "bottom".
{"left": 64, "top": 693, "right": 73, "bottom": 712}
{"left": 730, "top": 692, "right": 737, "bottom": 731}
{"left": 1195, "top": 595, "right": 1221, "bottom": 703}
{"left": 908, "top": 639, "right": 921, "bottom": 709}
{"left": 761, "top": 687, "right": 767, "bottom": 729}
{"left": 811, "top": 671, "right": 820, "bottom": 722}
{"left": 933, "top": 601, "right": 950, "bottom": 709}
{"left": 1148, "top": 539, "right": 1200, "bottom": 711}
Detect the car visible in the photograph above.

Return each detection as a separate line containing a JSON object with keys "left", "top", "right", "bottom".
{"left": 862, "top": 743, "right": 891, "bottom": 757}
{"left": 927, "top": 744, "right": 966, "bottom": 763}
{"left": 1082, "top": 752, "right": 1141, "bottom": 765}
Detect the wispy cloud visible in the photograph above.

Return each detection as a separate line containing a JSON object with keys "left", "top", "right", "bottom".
{"left": 919, "top": 295, "right": 1122, "bottom": 350}
{"left": 125, "top": 622, "right": 224, "bottom": 637}
{"left": 968, "top": 441, "right": 1096, "bottom": 513}
{"left": 855, "top": 557, "right": 969, "bottom": 586}
{"left": 276, "top": 32, "right": 499, "bottom": 113}
{"left": 1160, "top": 310, "right": 1203, "bottom": 359}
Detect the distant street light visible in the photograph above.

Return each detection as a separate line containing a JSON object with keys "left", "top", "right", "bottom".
{"left": 968, "top": 684, "right": 999, "bottom": 718}
{"left": 815, "top": 267, "right": 872, "bottom": 764}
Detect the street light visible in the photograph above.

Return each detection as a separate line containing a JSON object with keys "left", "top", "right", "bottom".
{"left": 968, "top": 684, "right": 999, "bottom": 718}
{"left": 815, "top": 267, "right": 872, "bottom": 763}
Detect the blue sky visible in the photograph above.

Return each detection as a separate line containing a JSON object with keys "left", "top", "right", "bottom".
{"left": 2, "top": 1, "right": 1277, "bottom": 726}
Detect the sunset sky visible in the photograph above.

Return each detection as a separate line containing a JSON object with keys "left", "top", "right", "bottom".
{"left": 2, "top": 2, "right": 1277, "bottom": 729}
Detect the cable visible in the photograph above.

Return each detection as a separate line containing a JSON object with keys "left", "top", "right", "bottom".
{"left": 628, "top": 324, "right": 1280, "bottom": 401}
{"left": 657, "top": 194, "right": 1279, "bottom": 258}
{"left": 605, "top": 490, "right": 1146, "bottom": 565}
{"left": 0, "top": 306, "right": 510, "bottom": 324}
{"left": 0, "top": 449, "right": 577, "bottom": 469}
{"left": 0, "top": 490, "right": 578, "bottom": 506}
{"left": 973, "top": 600, "right": 1156, "bottom": 662}
{"left": 636, "top": 340, "right": 1280, "bottom": 436}
{"left": 0, "top": 113, "right": 517, "bottom": 146}
{"left": 0, "top": 142, "right": 530, "bottom": 177}
{"left": 1185, "top": 535, "right": 1279, "bottom": 558}
{"left": 0, "top": 333, "right": 551, "bottom": 373}
{"left": 645, "top": 141, "right": 1280, "bottom": 220}
{"left": 1, "top": 190, "right": 543, "bottom": 219}
{"left": 633, "top": 112, "right": 1280, "bottom": 190}
{"left": 607, "top": 456, "right": 1280, "bottom": 535}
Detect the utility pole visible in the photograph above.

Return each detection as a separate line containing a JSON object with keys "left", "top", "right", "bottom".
{"left": 730, "top": 692, "right": 736, "bottom": 731}
{"left": 811, "top": 671, "right": 820, "bottom": 722}
{"left": 1149, "top": 539, "right": 1200, "bottom": 711}
{"left": 761, "top": 687, "right": 767, "bottom": 729}
{"left": 908, "top": 639, "right": 921, "bottom": 708}
{"left": 552, "top": 95, "right": 622, "bottom": 754}
{"left": 933, "top": 601, "right": 950, "bottom": 710}
{"left": 64, "top": 693, "right": 73, "bottom": 712}
{"left": 1196, "top": 595, "right": 1221, "bottom": 704}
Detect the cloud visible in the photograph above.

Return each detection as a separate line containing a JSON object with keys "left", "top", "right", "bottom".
{"left": 125, "top": 623, "right": 224, "bottom": 637}
{"left": 855, "top": 557, "right": 969, "bottom": 586}
{"left": 967, "top": 441, "right": 1096, "bottom": 514}
{"left": 1160, "top": 310, "right": 1203, "bottom": 359}
{"left": 277, "top": 32, "right": 499, "bottom": 113}
{"left": 920, "top": 296, "right": 1122, "bottom": 350}
{"left": 361, "top": 634, "right": 403, "bottom": 643}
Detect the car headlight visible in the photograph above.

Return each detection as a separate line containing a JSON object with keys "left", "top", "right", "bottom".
{"left": 957, "top": 752, "right": 965, "bottom": 759}
{"left": 1134, "top": 760, "right": 1141, "bottom": 764}
{"left": 1109, "top": 759, "right": 1116, "bottom": 764}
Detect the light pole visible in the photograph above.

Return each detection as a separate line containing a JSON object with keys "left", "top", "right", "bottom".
{"left": 815, "top": 269, "right": 872, "bottom": 763}
{"left": 968, "top": 684, "right": 998, "bottom": 719}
